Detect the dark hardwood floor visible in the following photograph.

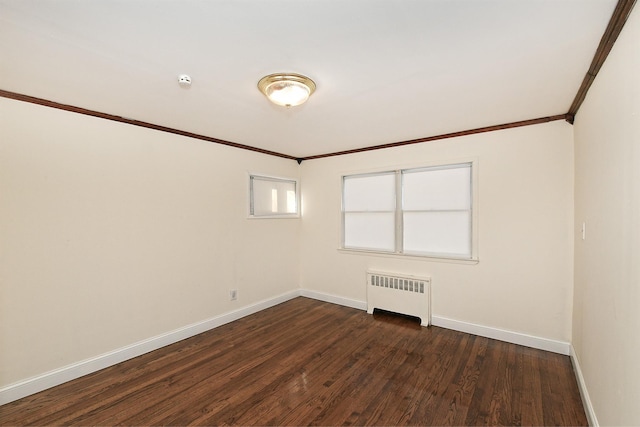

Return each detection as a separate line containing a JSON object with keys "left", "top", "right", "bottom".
{"left": 0, "top": 297, "right": 587, "bottom": 426}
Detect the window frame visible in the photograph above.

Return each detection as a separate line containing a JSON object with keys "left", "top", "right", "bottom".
{"left": 248, "top": 173, "right": 300, "bottom": 219}
{"left": 340, "top": 160, "right": 478, "bottom": 262}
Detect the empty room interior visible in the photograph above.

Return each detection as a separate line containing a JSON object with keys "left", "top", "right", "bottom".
{"left": 1, "top": 0, "right": 639, "bottom": 426}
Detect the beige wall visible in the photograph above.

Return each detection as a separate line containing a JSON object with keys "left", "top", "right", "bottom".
{"left": 299, "top": 121, "right": 575, "bottom": 342}
{"left": 573, "top": 5, "right": 640, "bottom": 426}
{"left": 1, "top": 98, "right": 577, "bottom": 392}
{"left": 0, "top": 98, "right": 301, "bottom": 387}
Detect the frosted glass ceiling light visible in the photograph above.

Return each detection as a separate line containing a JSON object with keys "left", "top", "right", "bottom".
{"left": 258, "top": 73, "right": 316, "bottom": 107}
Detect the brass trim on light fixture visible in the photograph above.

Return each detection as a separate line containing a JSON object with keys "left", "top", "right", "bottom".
{"left": 258, "top": 73, "right": 316, "bottom": 107}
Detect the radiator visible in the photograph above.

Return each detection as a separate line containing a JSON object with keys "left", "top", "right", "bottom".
{"left": 366, "top": 271, "right": 431, "bottom": 326}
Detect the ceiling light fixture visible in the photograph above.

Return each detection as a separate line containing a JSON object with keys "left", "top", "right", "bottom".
{"left": 258, "top": 73, "right": 316, "bottom": 107}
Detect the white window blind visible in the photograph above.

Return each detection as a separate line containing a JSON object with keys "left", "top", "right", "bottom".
{"left": 402, "top": 165, "right": 471, "bottom": 257}
{"left": 342, "top": 163, "right": 473, "bottom": 259}
{"left": 342, "top": 172, "right": 395, "bottom": 251}
{"left": 250, "top": 175, "right": 298, "bottom": 217}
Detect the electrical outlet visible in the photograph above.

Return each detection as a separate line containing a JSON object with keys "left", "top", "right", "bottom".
{"left": 229, "top": 289, "right": 238, "bottom": 301}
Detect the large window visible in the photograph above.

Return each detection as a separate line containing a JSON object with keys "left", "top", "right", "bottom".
{"left": 249, "top": 174, "right": 299, "bottom": 218}
{"left": 342, "top": 162, "right": 474, "bottom": 259}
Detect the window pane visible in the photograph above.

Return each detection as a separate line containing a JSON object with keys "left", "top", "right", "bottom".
{"left": 251, "top": 176, "right": 297, "bottom": 216}
{"left": 344, "top": 212, "right": 395, "bottom": 251}
{"left": 403, "top": 164, "right": 470, "bottom": 211}
{"left": 343, "top": 173, "right": 395, "bottom": 212}
{"left": 403, "top": 211, "right": 471, "bottom": 257}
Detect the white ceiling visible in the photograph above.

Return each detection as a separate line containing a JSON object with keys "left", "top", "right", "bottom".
{"left": 0, "top": 0, "right": 617, "bottom": 158}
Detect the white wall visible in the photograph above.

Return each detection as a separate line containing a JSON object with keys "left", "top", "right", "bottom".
{"left": 0, "top": 98, "right": 301, "bottom": 388}
{"left": 299, "top": 121, "right": 575, "bottom": 343}
{"left": 573, "top": 4, "right": 640, "bottom": 426}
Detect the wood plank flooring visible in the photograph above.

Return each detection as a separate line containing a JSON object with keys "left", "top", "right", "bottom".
{"left": 0, "top": 297, "right": 587, "bottom": 426}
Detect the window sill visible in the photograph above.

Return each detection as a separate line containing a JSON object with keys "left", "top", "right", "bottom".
{"left": 247, "top": 214, "right": 300, "bottom": 219}
{"left": 337, "top": 248, "right": 479, "bottom": 265}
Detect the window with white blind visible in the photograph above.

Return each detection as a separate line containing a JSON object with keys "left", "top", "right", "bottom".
{"left": 249, "top": 174, "right": 299, "bottom": 218}
{"left": 342, "top": 172, "right": 396, "bottom": 251}
{"left": 342, "top": 162, "right": 474, "bottom": 259}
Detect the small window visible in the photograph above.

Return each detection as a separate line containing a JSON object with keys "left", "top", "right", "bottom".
{"left": 342, "top": 162, "right": 474, "bottom": 259}
{"left": 249, "top": 174, "right": 299, "bottom": 218}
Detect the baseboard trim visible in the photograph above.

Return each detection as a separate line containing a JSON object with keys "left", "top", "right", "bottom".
{"left": 0, "top": 290, "right": 299, "bottom": 406}
{"left": 297, "top": 291, "right": 569, "bottom": 355}
{"left": 570, "top": 345, "right": 598, "bottom": 426}
{"left": 431, "top": 315, "right": 570, "bottom": 355}
{"left": 0, "top": 289, "right": 573, "bottom": 405}
{"left": 299, "top": 289, "right": 368, "bottom": 311}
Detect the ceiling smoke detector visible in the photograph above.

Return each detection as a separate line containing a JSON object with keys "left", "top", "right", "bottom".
{"left": 178, "top": 74, "right": 192, "bottom": 88}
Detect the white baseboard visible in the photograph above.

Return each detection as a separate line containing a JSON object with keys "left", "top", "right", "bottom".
{"left": 298, "top": 291, "right": 569, "bottom": 355}
{"left": 0, "top": 289, "right": 573, "bottom": 406}
{"left": 570, "top": 345, "right": 598, "bottom": 426}
{"left": 431, "top": 315, "right": 570, "bottom": 355}
{"left": 299, "top": 289, "right": 367, "bottom": 311}
{"left": 0, "top": 290, "right": 299, "bottom": 406}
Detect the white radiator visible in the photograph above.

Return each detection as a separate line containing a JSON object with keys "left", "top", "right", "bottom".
{"left": 366, "top": 271, "right": 431, "bottom": 326}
